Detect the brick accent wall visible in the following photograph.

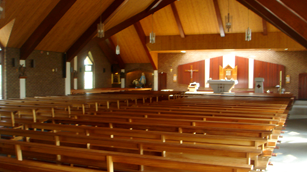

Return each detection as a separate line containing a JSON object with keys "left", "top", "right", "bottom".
{"left": 158, "top": 51, "right": 307, "bottom": 98}
{"left": 75, "top": 38, "right": 112, "bottom": 89}
{"left": 26, "top": 50, "right": 65, "bottom": 97}
{"left": 4, "top": 48, "right": 65, "bottom": 99}
{"left": 5, "top": 48, "right": 20, "bottom": 98}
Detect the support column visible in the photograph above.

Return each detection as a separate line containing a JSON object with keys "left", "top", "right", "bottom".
{"left": 248, "top": 58, "right": 254, "bottom": 89}
{"left": 154, "top": 70, "right": 158, "bottom": 91}
{"left": 73, "top": 56, "right": 77, "bottom": 90}
{"left": 65, "top": 62, "right": 71, "bottom": 95}
{"left": 120, "top": 69, "right": 125, "bottom": 88}
{"left": 19, "top": 60, "right": 26, "bottom": 99}
{"left": 205, "top": 58, "right": 210, "bottom": 88}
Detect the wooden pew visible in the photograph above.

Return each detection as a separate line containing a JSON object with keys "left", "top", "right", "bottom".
{"left": 0, "top": 139, "right": 253, "bottom": 172}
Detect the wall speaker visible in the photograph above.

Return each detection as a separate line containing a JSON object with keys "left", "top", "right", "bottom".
{"left": 62, "top": 54, "right": 67, "bottom": 78}
{"left": 12, "top": 58, "right": 16, "bottom": 67}
{"left": 31, "top": 59, "right": 35, "bottom": 68}
{"left": 103, "top": 68, "right": 105, "bottom": 73}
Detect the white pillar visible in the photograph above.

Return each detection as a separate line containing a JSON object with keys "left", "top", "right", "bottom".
{"left": 120, "top": 69, "right": 125, "bottom": 88}
{"left": 73, "top": 56, "right": 78, "bottom": 90}
{"left": 65, "top": 62, "right": 71, "bottom": 95}
{"left": 153, "top": 70, "right": 158, "bottom": 91}
{"left": 248, "top": 58, "right": 254, "bottom": 89}
{"left": 205, "top": 59, "right": 210, "bottom": 88}
{"left": 20, "top": 60, "right": 26, "bottom": 99}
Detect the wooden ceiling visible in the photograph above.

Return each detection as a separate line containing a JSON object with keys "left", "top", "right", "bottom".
{"left": 0, "top": 0, "right": 306, "bottom": 69}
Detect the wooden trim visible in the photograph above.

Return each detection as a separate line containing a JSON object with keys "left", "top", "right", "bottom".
{"left": 104, "top": 0, "right": 176, "bottom": 39}
{"left": 133, "top": 22, "right": 157, "bottom": 70}
{"left": 213, "top": 0, "right": 225, "bottom": 37}
{"left": 66, "top": 0, "right": 126, "bottom": 62}
{"left": 171, "top": 3, "right": 185, "bottom": 38}
{"left": 277, "top": 0, "right": 307, "bottom": 24}
{"left": 236, "top": 0, "right": 307, "bottom": 49}
{"left": 20, "top": 0, "right": 76, "bottom": 60}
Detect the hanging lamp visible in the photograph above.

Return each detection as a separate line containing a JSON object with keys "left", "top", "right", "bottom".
{"left": 245, "top": 9, "right": 251, "bottom": 41}
{"left": 116, "top": 36, "right": 120, "bottom": 55}
{"left": 149, "top": 14, "right": 155, "bottom": 44}
{"left": 225, "top": 0, "right": 232, "bottom": 32}
{"left": 0, "top": 0, "right": 5, "bottom": 19}
{"left": 97, "top": 0, "right": 104, "bottom": 38}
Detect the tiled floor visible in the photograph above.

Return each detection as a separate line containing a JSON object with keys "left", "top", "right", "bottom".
{"left": 266, "top": 101, "right": 307, "bottom": 172}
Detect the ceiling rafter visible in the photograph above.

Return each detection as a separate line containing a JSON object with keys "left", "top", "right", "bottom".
{"left": 105, "top": 38, "right": 125, "bottom": 69}
{"left": 20, "top": 0, "right": 76, "bottom": 60}
{"left": 278, "top": 0, "right": 307, "bottom": 23}
{"left": 66, "top": 0, "right": 126, "bottom": 62}
{"left": 104, "top": 0, "right": 176, "bottom": 39}
{"left": 262, "top": 18, "right": 267, "bottom": 35}
{"left": 213, "top": 0, "right": 225, "bottom": 37}
{"left": 236, "top": 0, "right": 307, "bottom": 49}
{"left": 170, "top": 3, "right": 185, "bottom": 38}
{"left": 257, "top": 0, "right": 307, "bottom": 39}
{"left": 133, "top": 22, "right": 157, "bottom": 70}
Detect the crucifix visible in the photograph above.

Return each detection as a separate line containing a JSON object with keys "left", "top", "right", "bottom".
{"left": 185, "top": 65, "right": 198, "bottom": 82}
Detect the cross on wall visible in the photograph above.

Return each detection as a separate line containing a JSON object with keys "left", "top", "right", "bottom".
{"left": 185, "top": 65, "right": 199, "bottom": 82}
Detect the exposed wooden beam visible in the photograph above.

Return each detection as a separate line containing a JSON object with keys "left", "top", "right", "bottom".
{"left": 105, "top": 38, "right": 125, "bottom": 69}
{"left": 133, "top": 22, "right": 157, "bottom": 70}
{"left": 236, "top": 0, "right": 307, "bottom": 49}
{"left": 213, "top": 0, "right": 225, "bottom": 37}
{"left": 278, "top": 0, "right": 307, "bottom": 23}
{"left": 104, "top": 0, "right": 176, "bottom": 39}
{"left": 145, "top": 0, "right": 163, "bottom": 12}
{"left": 20, "top": 0, "right": 76, "bottom": 60}
{"left": 147, "top": 32, "right": 305, "bottom": 51}
{"left": 257, "top": 0, "right": 307, "bottom": 39}
{"left": 262, "top": 18, "right": 267, "bottom": 35}
{"left": 66, "top": 0, "right": 126, "bottom": 62}
{"left": 170, "top": 3, "right": 185, "bottom": 38}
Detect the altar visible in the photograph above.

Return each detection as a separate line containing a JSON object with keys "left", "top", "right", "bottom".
{"left": 207, "top": 80, "right": 235, "bottom": 93}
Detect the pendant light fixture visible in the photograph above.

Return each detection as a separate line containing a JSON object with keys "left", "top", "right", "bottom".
{"left": 116, "top": 35, "right": 120, "bottom": 55}
{"left": 149, "top": 14, "right": 155, "bottom": 44}
{"left": 0, "top": 0, "right": 5, "bottom": 19}
{"left": 97, "top": 0, "right": 104, "bottom": 38}
{"left": 245, "top": 9, "right": 251, "bottom": 41}
{"left": 225, "top": 0, "right": 232, "bottom": 32}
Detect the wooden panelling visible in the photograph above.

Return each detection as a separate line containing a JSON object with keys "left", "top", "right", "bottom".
{"left": 235, "top": 56, "right": 248, "bottom": 88}
{"left": 178, "top": 60, "right": 205, "bottom": 87}
{"left": 36, "top": 0, "right": 114, "bottom": 52}
{"left": 2, "top": 0, "right": 60, "bottom": 48}
{"left": 139, "top": 5, "right": 179, "bottom": 36}
{"left": 0, "top": 19, "right": 15, "bottom": 47}
{"left": 254, "top": 60, "right": 285, "bottom": 88}
{"left": 175, "top": 0, "right": 219, "bottom": 35}
{"left": 105, "top": 0, "right": 155, "bottom": 31}
{"left": 149, "top": 51, "right": 158, "bottom": 69}
{"left": 110, "top": 26, "right": 150, "bottom": 64}
{"left": 210, "top": 56, "right": 223, "bottom": 80}
{"left": 147, "top": 32, "right": 305, "bottom": 51}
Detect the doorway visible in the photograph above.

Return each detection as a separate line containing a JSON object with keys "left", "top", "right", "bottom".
{"left": 158, "top": 72, "right": 167, "bottom": 91}
{"left": 299, "top": 73, "right": 307, "bottom": 100}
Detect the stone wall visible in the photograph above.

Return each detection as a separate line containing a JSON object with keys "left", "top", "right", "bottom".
{"left": 5, "top": 48, "right": 20, "bottom": 98}
{"left": 158, "top": 51, "right": 307, "bottom": 98}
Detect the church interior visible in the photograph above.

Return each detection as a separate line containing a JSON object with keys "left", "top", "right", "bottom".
{"left": 0, "top": 0, "right": 307, "bottom": 171}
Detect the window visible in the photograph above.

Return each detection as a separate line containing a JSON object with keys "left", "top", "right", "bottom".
{"left": 84, "top": 56, "right": 93, "bottom": 89}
